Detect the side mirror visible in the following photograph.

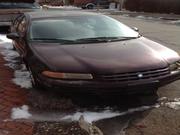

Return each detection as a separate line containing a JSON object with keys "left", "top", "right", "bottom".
{"left": 132, "top": 27, "right": 139, "bottom": 32}
{"left": 7, "top": 33, "right": 20, "bottom": 40}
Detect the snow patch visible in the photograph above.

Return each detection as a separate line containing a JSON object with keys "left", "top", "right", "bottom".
{"left": 62, "top": 110, "right": 120, "bottom": 123}
{"left": 0, "top": 34, "right": 12, "bottom": 43}
{"left": 61, "top": 105, "right": 158, "bottom": 123}
{"left": 0, "top": 42, "right": 13, "bottom": 50}
{"left": 158, "top": 97, "right": 168, "bottom": 102}
{"left": 170, "top": 20, "right": 180, "bottom": 25}
{"left": 44, "top": 5, "right": 80, "bottom": 10}
{"left": 11, "top": 105, "right": 32, "bottom": 119}
{"left": 1, "top": 49, "right": 19, "bottom": 63}
{"left": 135, "top": 15, "right": 158, "bottom": 21}
{"left": 147, "top": 17, "right": 154, "bottom": 20}
{"left": 164, "top": 98, "right": 180, "bottom": 110}
{"left": 122, "top": 14, "right": 129, "bottom": 17}
{"left": 12, "top": 69, "right": 32, "bottom": 89}
{"left": 0, "top": 34, "right": 32, "bottom": 88}
{"left": 12, "top": 64, "right": 32, "bottom": 89}
{"left": 159, "top": 97, "right": 180, "bottom": 110}
{"left": 135, "top": 15, "right": 146, "bottom": 19}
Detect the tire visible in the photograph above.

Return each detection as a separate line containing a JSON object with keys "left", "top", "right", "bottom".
{"left": 86, "top": 4, "right": 94, "bottom": 9}
{"left": 12, "top": 45, "right": 16, "bottom": 50}
{"left": 29, "top": 67, "right": 42, "bottom": 89}
{"left": 143, "top": 89, "right": 158, "bottom": 96}
{"left": 139, "top": 93, "right": 158, "bottom": 106}
{"left": 81, "top": 6, "right": 86, "bottom": 9}
{"left": 137, "top": 89, "right": 158, "bottom": 106}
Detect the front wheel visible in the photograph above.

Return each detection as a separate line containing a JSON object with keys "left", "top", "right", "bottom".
{"left": 143, "top": 89, "right": 158, "bottom": 96}
{"left": 29, "top": 67, "right": 42, "bottom": 89}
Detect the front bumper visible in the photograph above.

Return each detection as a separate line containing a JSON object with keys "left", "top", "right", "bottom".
{"left": 37, "top": 70, "right": 180, "bottom": 94}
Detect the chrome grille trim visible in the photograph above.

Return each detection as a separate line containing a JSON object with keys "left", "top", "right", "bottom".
{"left": 96, "top": 67, "right": 170, "bottom": 82}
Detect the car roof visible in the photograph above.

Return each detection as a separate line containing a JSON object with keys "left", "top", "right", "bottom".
{"left": 24, "top": 10, "right": 101, "bottom": 20}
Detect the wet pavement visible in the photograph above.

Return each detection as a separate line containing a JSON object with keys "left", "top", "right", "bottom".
{"left": 0, "top": 12, "right": 180, "bottom": 135}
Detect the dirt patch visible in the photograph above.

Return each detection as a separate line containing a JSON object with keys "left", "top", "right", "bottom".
{"left": 33, "top": 122, "right": 89, "bottom": 135}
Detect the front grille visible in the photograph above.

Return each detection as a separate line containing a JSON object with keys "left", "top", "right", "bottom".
{"left": 95, "top": 67, "right": 170, "bottom": 82}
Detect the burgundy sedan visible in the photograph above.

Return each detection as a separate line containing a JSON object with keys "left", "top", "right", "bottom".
{"left": 7, "top": 11, "right": 180, "bottom": 94}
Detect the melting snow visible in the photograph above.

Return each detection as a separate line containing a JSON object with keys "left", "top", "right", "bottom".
{"left": 164, "top": 98, "right": 180, "bottom": 110}
{"left": 44, "top": 5, "right": 80, "bottom": 10}
{"left": 0, "top": 35, "right": 12, "bottom": 43}
{"left": 135, "top": 15, "right": 158, "bottom": 21}
{"left": 170, "top": 20, "right": 180, "bottom": 25}
{"left": 61, "top": 105, "right": 159, "bottom": 123}
{"left": 158, "top": 97, "right": 168, "bottom": 102}
{"left": 135, "top": 15, "right": 146, "bottom": 19}
{"left": 62, "top": 110, "right": 120, "bottom": 123}
{"left": 122, "top": 14, "right": 130, "bottom": 17}
{"left": 12, "top": 69, "right": 32, "bottom": 89}
{"left": 10, "top": 104, "right": 159, "bottom": 122}
{"left": 0, "top": 34, "right": 32, "bottom": 88}
{"left": 1, "top": 49, "right": 19, "bottom": 63}
{"left": 11, "top": 105, "right": 32, "bottom": 119}
{"left": 158, "top": 97, "right": 180, "bottom": 110}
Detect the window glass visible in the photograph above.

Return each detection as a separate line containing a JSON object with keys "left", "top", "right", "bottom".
{"left": 30, "top": 15, "right": 139, "bottom": 42}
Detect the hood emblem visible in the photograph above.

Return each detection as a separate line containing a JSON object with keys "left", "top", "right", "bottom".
{"left": 138, "top": 73, "right": 143, "bottom": 78}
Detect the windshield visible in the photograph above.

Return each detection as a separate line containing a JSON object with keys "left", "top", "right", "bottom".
{"left": 30, "top": 15, "right": 139, "bottom": 43}
{"left": 0, "top": 2, "right": 40, "bottom": 9}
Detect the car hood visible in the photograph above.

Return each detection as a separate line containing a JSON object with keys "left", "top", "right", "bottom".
{"left": 30, "top": 37, "right": 180, "bottom": 74}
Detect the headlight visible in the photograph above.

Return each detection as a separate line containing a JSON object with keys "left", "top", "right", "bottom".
{"left": 169, "top": 61, "right": 180, "bottom": 71}
{"left": 42, "top": 71, "right": 93, "bottom": 80}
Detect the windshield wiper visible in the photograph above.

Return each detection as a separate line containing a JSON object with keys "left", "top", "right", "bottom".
{"left": 30, "top": 36, "right": 140, "bottom": 44}
{"left": 75, "top": 36, "right": 140, "bottom": 43}
{"left": 30, "top": 38, "right": 76, "bottom": 44}
{"left": 76, "top": 37, "right": 117, "bottom": 41}
{"left": 117, "top": 36, "right": 140, "bottom": 40}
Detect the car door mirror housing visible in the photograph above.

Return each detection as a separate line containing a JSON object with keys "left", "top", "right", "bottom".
{"left": 132, "top": 27, "right": 139, "bottom": 32}
{"left": 7, "top": 33, "right": 20, "bottom": 40}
